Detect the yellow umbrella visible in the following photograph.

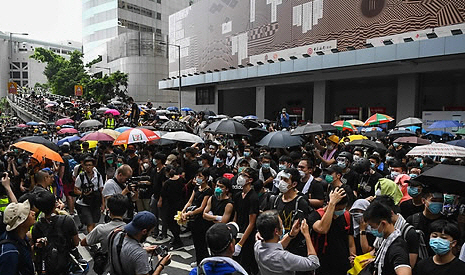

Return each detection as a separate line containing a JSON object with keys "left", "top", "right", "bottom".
{"left": 97, "top": 129, "right": 121, "bottom": 139}
{"left": 81, "top": 140, "right": 98, "bottom": 149}
{"left": 339, "top": 135, "right": 368, "bottom": 143}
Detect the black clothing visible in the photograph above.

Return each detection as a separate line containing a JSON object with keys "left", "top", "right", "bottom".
{"left": 407, "top": 212, "right": 447, "bottom": 256}
{"left": 414, "top": 256, "right": 465, "bottom": 275}
{"left": 400, "top": 199, "right": 424, "bottom": 219}
{"left": 210, "top": 164, "right": 232, "bottom": 181}
{"left": 341, "top": 169, "right": 360, "bottom": 194}
{"left": 357, "top": 171, "right": 383, "bottom": 199}
{"left": 210, "top": 196, "right": 234, "bottom": 222}
{"left": 183, "top": 159, "right": 200, "bottom": 182}
{"left": 380, "top": 236, "right": 410, "bottom": 275}
{"left": 126, "top": 155, "right": 139, "bottom": 177}
{"left": 190, "top": 186, "right": 213, "bottom": 265}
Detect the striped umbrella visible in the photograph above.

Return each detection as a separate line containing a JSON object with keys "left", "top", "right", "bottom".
{"left": 113, "top": 128, "right": 161, "bottom": 145}
{"left": 363, "top": 113, "right": 394, "bottom": 126}
{"left": 331, "top": 120, "right": 357, "bottom": 131}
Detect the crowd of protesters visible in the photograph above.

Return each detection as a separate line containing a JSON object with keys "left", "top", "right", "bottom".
{"left": 0, "top": 90, "right": 465, "bottom": 275}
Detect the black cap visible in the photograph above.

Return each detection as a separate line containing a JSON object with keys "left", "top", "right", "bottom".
{"left": 183, "top": 147, "right": 198, "bottom": 155}
{"left": 324, "top": 164, "right": 343, "bottom": 175}
{"left": 206, "top": 222, "right": 239, "bottom": 254}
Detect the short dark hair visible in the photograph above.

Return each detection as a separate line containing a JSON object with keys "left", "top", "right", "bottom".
{"left": 34, "top": 190, "right": 56, "bottom": 215}
{"left": 283, "top": 168, "right": 301, "bottom": 185}
{"left": 368, "top": 155, "right": 380, "bottom": 164}
{"left": 429, "top": 220, "right": 460, "bottom": 241}
{"left": 391, "top": 160, "right": 407, "bottom": 172}
{"left": 257, "top": 210, "right": 280, "bottom": 241}
{"left": 372, "top": 195, "right": 399, "bottom": 214}
{"left": 107, "top": 194, "right": 128, "bottom": 217}
{"left": 300, "top": 157, "right": 314, "bottom": 168}
{"left": 217, "top": 177, "right": 232, "bottom": 192}
{"left": 243, "top": 167, "right": 258, "bottom": 182}
{"left": 279, "top": 155, "right": 292, "bottom": 164}
{"left": 363, "top": 200, "right": 393, "bottom": 224}
{"left": 197, "top": 167, "right": 211, "bottom": 178}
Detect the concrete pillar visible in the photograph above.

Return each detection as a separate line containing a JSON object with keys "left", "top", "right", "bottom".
{"left": 256, "top": 86, "right": 265, "bottom": 119}
{"left": 396, "top": 74, "right": 418, "bottom": 120}
{"left": 313, "top": 81, "right": 328, "bottom": 123}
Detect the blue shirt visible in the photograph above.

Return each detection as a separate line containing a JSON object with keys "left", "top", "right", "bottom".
{"left": 280, "top": 113, "right": 290, "bottom": 128}
{"left": 0, "top": 231, "right": 35, "bottom": 275}
{"left": 189, "top": 261, "right": 239, "bottom": 275}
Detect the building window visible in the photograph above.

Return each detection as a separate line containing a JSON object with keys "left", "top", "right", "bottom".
{"left": 196, "top": 87, "right": 215, "bottom": 105}
{"left": 156, "top": 12, "right": 161, "bottom": 20}
{"left": 12, "top": 72, "right": 20, "bottom": 79}
{"left": 156, "top": 28, "right": 162, "bottom": 35}
{"left": 22, "top": 72, "right": 28, "bottom": 78}
{"left": 157, "top": 0, "right": 161, "bottom": 3}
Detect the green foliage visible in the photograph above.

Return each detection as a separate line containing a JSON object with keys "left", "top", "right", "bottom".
{"left": 30, "top": 48, "right": 128, "bottom": 102}
{"left": 0, "top": 97, "right": 9, "bottom": 112}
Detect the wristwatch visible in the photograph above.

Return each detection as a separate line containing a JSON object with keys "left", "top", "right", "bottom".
{"left": 360, "top": 231, "right": 367, "bottom": 235}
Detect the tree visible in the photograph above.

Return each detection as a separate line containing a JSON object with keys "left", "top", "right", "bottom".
{"left": 82, "top": 71, "right": 129, "bottom": 103}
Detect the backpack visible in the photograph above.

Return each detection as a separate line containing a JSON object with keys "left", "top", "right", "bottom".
{"left": 272, "top": 194, "right": 304, "bottom": 223}
{"left": 196, "top": 261, "right": 242, "bottom": 275}
{"left": 63, "top": 155, "right": 77, "bottom": 184}
{"left": 312, "top": 208, "right": 351, "bottom": 254}
{"left": 39, "top": 215, "right": 71, "bottom": 275}
{"left": 404, "top": 213, "right": 429, "bottom": 261}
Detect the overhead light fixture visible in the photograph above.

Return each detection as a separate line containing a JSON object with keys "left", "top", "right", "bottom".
{"left": 289, "top": 56, "right": 298, "bottom": 60}
{"left": 207, "top": 70, "right": 213, "bottom": 73}
{"left": 426, "top": 32, "right": 437, "bottom": 39}
{"left": 383, "top": 39, "right": 393, "bottom": 45}
{"left": 278, "top": 58, "right": 285, "bottom": 61}
{"left": 200, "top": 71, "right": 206, "bottom": 74}
{"left": 229, "top": 66, "right": 236, "bottom": 69}
{"left": 257, "top": 61, "right": 264, "bottom": 65}
{"left": 451, "top": 29, "right": 463, "bottom": 35}
{"left": 331, "top": 48, "right": 339, "bottom": 53}
{"left": 403, "top": 37, "right": 414, "bottom": 42}
{"left": 238, "top": 64, "right": 245, "bottom": 68}
{"left": 316, "top": 51, "right": 325, "bottom": 55}
{"left": 364, "top": 43, "right": 374, "bottom": 48}
{"left": 302, "top": 54, "right": 310, "bottom": 58}
{"left": 213, "top": 69, "right": 220, "bottom": 72}
{"left": 346, "top": 46, "right": 356, "bottom": 51}
{"left": 267, "top": 60, "right": 274, "bottom": 63}
{"left": 188, "top": 73, "right": 193, "bottom": 76}
{"left": 182, "top": 74, "right": 187, "bottom": 77}
{"left": 194, "top": 72, "right": 200, "bottom": 75}
{"left": 221, "top": 68, "right": 227, "bottom": 71}
{"left": 247, "top": 63, "right": 254, "bottom": 66}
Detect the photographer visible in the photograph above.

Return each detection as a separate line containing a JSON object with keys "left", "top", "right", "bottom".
{"left": 74, "top": 157, "right": 104, "bottom": 233}
{"left": 1, "top": 172, "right": 17, "bottom": 233}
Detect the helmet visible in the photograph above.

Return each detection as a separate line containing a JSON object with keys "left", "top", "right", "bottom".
{"left": 338, "top": 151, "right": 353, "bottom": 162}
{"left": 352, "top": 157, "right": 371, "bottom": 173}
{"left": 328, "top": 135, "right": 340, "bottom": 144}
{"left": 56, "top": 126, "right": 61, "bottom": 130}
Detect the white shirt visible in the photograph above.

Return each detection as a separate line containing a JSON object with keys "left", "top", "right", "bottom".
{"left": 75, "top": 170, "right": 103, "bottom": 206}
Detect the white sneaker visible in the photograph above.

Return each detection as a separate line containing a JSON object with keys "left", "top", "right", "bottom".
{"left": 190, "top": 262, "right": 197, "bottom": 268}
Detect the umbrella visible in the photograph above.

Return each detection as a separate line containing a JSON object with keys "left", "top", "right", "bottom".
{"left": 160, "top": 120, "right": 188, "bottom": 132}
{"left": 110, "top": 100, "right": 122, "bottom": 105}
{"left": 79, "top": 119, "right": 103, "bottom": 128}
{"left": 46, "top": 101, "right": 58, "bottom": 105}
{"left": 396, "top": 117, "right": 423, "bottom": 127}
{"left": 202, "top": 110, "right": 216, "bottom": 117}
{"left": 340, "top": 135, "right": 368, "bottom": 143}
{"left": 57, "top": 135, "right": 81, "bottom": 145}
{"left": 363, "top": 113, "right": 394, "bottom": 126}
{"left": 455, "top": 128, "right": 465, "bottom": 135}
{"left": 45, "top": 104, "right": 55, "bottom": 109}
{"left": 405, "top": 126, "right": 426, "bottom": 134}
{"left": 161, "top": 131, "right": 204, "bottom": 144}
{"left": 346, "top": 119, "right": 364, "bottom": 127}
{"left": 388, "top": 130, "right": 416, "bottom": 138}
{"left": 414, "top": 164, "right": 465, "bottom": 195}
{"left": 406, "top": 143, "right": 465, "bottom": 157}
{"left": 57, "top": 128, "right": 78, "bottom": 135}
{"left": 97, "top": 107, "right": 109, "bottom": 114}
{"left": 346, "top": 139, "right": 387, "bottom": 151}
{"left": 257, "top": 131, "right": 302, "bottom": 148}
{"left": 113, "top": 128, "right": 161, "bottom": 145}
{"left": 97, "top": 129, "right": 121, "bottom": 139}
{"left": 331, "top": 120, "right": 357, "bottom": 132}
{"left": 205, "top": 119, "right": 250, "bottom": 136}
{"left": 249, "top": 127, "right": 269, "bottom": 141}
{"left": 26, "top": 121, "right": 39, "bottom": 126}
{"left": 244, "top": 115, "right": 258, "bottom": 120}
{"left": 80, "top": 132, "right": 115, "bottom": 142}
{"left": 242, "top": 119, "right": 260, "bottom": 129}
{"left": 16, "top": 136, "right": 60, "bottom": 152}
{"left": 233, "top": 116, "right": 244, "bottom": 121}
{"left": 393, "top": 137, "right": 431, "bottom": 145}
{"left": 291, "top": 123, "right": 336, "bottom": 136}
{"left": 360, "top": 126, "right": 383, "bottom": 132}
{"left": 181, "top": 107, "right": 193, "bottom": 112}
{"left": 428, "top": 120, "right": 463, "bottom": 129}
{"left": 55, "top": 118, "right": 74, "bottom": 126}
{"left": 13, "top": 141, "right": 63, "bottom": 163}
{"left": 104, "top": 109, "right": 121, "bottom": 116}
{"left": 167, "top": 106, "right": 179, "bottom": 111}
{"left": 426, "top": 131, "right": 454, "bottom": 137}
{"left": 61, "top": 125, "right": 74, "bottom": 128}
{"left": 137, "top": 125, "right": 156, "bottom": 130}
{"left": 17, "top": 124, "right": 27, "bottom": 128}
{"left": 363, "top": 131, "right": 387, "bottom": 139}
{"left": 115, "top": 126, "right": 133, "bottom": 133}
{"left": 446, "top": 140, "right": 465, "bottom": 148}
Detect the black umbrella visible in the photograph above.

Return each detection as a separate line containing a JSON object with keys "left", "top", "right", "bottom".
{"left": 202, "top": 110, "right": 216, "bottom": 117}
{"left": 16, "top": 136, "right": 60, "bottom": 152}
{"left": 257, "top": 131, "right": 302, "bottom": 148}
{"left": 347, "top": 139, "right": 387, "bottom": 151}
{"left": 415, "top": 164, "right": 465, "bottom": 195}
{"left": 160, "top": 120, "right": 187, "bottom": 132}
{"left": 249, "top": 127, "right": 269, "bottom": 141}
{"left": 364, "top": 131, "right": 387, "bottom": 139}
{"left": 388, "top": 130, "right": 416, "bottom": 138}
{"left": 291, "top": 123, "right": 336, "bottom": 136}
{"left": 205, "top": 119, "right": 251, "bottom": 136}
{"left": 242, "top": 119, "right": 260, "bottom": 129}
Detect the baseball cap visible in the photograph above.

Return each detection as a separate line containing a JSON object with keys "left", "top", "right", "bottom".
{"left": 3, "top": 200, "right": 31, "bottom": 231}
{"left": 182, "top": 147, "right": 197, "bottom": 155}
{"left": 324, "top": 164, "right": 343, "bottom": 175}
{"left": 206, "top": 222, "right": 239, "bottom": 254}
{"left": 165, "top": 154, "right": 177, "bottom": 165}
{"left": 124, "top": 211, "right": 157, "bottom": 236}
{"left": 41, "top": 167, "right": 53, "bottom": 175}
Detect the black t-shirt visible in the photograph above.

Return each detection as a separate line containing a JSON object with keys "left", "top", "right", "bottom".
{"left": 407, "top": 212, "right": 447, "bottom": 256}
{"left": 192, "top": 186, "right": 213, "bottom": 219}
{"left": 341, "top": 169, "right": 360, "bottom": 193}
{"left": 357, "top": 171, "right": 383, "bottom": 199}
{"left": 151, "top": 166, "right": 167, "bottom": 198}
{"left": 381, "top": 236, "right": 410, "bottom": 275}
{"left": 400, "top": 199, "right": 424, "bottom": 219}
{"left": 307, "top": 179, "right": 325, "bottom": 201}
{"left": 326, "top": 183, "right": 355, "bottom": 206}
{"left": 414, "top": 256, "right": 465, "bottom": 275}
{"left": 32, "top": 215, "right": 78, "bottom": 250}
{"left": 126, "top": 155, "right": 139, "bottom": 177}
{"left": 183, "top": 159, "right": 200, "bottom": 182}
{"left": 403, "top": 226, "right": 420, "bottom": 254}
{"left": 210, "top": 164, "right": 232, "bottom": 182}
{"left": 308, "top": 210, "right": 354, "bottom": 275}
{"left": 234, "top": 189, "right": 259, "bottom": 233}
{"left": 161, "top": 178, "right": 185, "bottom": 209}
{"left": 211, "top": 196, "right": 234, "bottom": 222}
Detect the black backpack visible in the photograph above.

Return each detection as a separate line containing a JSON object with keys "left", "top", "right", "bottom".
{"left": 38, "top": 215, "right": 71, "bottom": 275}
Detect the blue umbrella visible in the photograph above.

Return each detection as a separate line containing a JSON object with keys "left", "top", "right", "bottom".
{"left": 406, "top": 126, "right": 426, "bottom": 134}
{"left": 447, "top": 140, "right": 465, "bottom": 148}
{"left": 181, "top": 107, "right": 192, "bottom": 112}
{"left": 244, "top": 115, "right": 258, "bottom": 120}
{"left": 426, "top": 131, "right": 454, "bottom": 137}
{"left": 26, "top": 121, "right": 39, "bottom": 126}
{"left": 167, "top": 106, "right": 179, "bottom": 111}
{"left": 115, "top": 126, "right": 132, "bottom": 133}
{"left": 61, "top": 124, "right": 74, "bottom": 128}
{"left": 428, "top": 120, "right": 463, "bottom": 129}
{"left": 57, "top": 135, "right": 81, "bottom": 145}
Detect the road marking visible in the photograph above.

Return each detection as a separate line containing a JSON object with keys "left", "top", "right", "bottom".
{"left": 168, "top": 260, "right": 192, "bottom": 271}
{"left": 170, "top": 250, "right": 192, "bottom": 259}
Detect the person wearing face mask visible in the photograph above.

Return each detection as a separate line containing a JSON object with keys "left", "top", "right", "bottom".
{"left": 259, "top": 155, "right": 277, "bottom": 191}
{"left": 354, "top": 157, "right": 383, "bottom": 199}
{"left": 369, "top": 154, "right": 390, "bottom": 177}
{"left": 182, "top": 168, "right": 213, "bottom": 265}
{"left": 323, "top": 164, "right": 355, "bottom": 206}
{"left": 210, "top": 150, "right": 232, "bottom": 180}
{"left": 254, "top": 210, "right": 320, "bottom": 275}
{"left": 182, "top": 147, "right": 200, "bottom": 189}
{"left": 337, "top": 152, "right": 360, "bottom": 195}
{"left": 296, "top": 158, "right": 324, "bottom": 209}
{"left": 203, "top": 177, "right": 234, "bottom": 225}
{"left": 237, "top": 145, "right": 258, "bottom": 169}
{"left": 104, "top": 153, "right": 117, "bottom": 181}
{"left": 231, "top": 159, "right": 250, "bottom": 197}
{"left": 400, "top": 180, "right": 425, "bottom": 219}
{"left": 415, "top": 220, "right": 465, "bottom": 274}
{"left": 125, "top": 144, "right": 140, "bottom": 177}
{"left": 226, "top": 148, "right": 236, "bottom": 167}
{"left": 135, "top": 156, "right": 154, "bottom": 212}
{"left": 363, "top": 201, "right": 412, "bottom": 275}
{"left": 312, "top": 135, "right": 340, "bottom": 169}
{"left": 407, "top": 191, "right": 448, "bottom": 257}
{"left": 391, "top": 142, "right": 408, "bottom": 160}
{"left": 349, "top": 199, "right": 373, "bottom": 255}
{"left": 308, "top": 187, "right": 356, "bottom": 275}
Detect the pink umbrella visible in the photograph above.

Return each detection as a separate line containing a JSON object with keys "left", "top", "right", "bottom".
{"left": 57, "top": 128, "right": 78, "bottom": 135}
{"left": 45, "top": 104, "right": 55, "bottom": 109}
{"left": 56, "top": 118, "right": 75, "bottom": 126}
{"left": 80, "top": 132, "right": 115, "bottom": 141}
{"left": 104, "top": 109, "right": 121, "bottom": 116}
{"left": 17, "top": 124, "right": 28, "bottom": 128}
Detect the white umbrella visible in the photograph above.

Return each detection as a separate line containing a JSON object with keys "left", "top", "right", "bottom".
{"left": 406, "top": 143, "right": 465, "bottom": 157}
{"left": 162, "top": 131, "right": 204, "bottom": 143}
{"left": 396, "top": 117, "right": 423, "bottom": 127}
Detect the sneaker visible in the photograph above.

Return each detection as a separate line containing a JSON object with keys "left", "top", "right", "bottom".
{"left": 190, "top": 262, "right": 197, "bottom": 268}
{"left": 156, "top": 234, "right": 168, "bottom": 241}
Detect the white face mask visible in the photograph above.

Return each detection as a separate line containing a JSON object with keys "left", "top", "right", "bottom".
{"left": 278, "top": 180, "right": 290, "bottom": 193}
{"left": 142, "top": 163, "right": 150, "bottom": 170}
{"left": 375, "top": 188, "right": 382, "bottom": 196}
{"left": 353, "top": 155, "right": 361, "bottom": 161}
{"left": 299, "top": 170, "right": 306, "bottom": 179}
{"left": 236, "top": 175, "right": 247, "bottom": 187}
{"left": 227, "top": 152, "right": 232, "bottom": 158}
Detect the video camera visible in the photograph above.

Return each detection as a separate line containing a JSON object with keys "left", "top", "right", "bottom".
{"left": 127, "top": 175, "right": 151, "bottom": 191}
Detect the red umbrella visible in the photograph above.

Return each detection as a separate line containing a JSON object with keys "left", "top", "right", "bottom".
{"left": 104, "top": 109, "right": 121, "bottom": 116}
{"left": 113, "top": 128, "right": 160, "bottom": 145}
{"left": 56, "top": 118, "right": 75, "bottom": 126}
{"left": 331, "top": 120, "right": 357, "bottom": 131}
{"left": 17, "top": 124, "right": 28, "bottom": 128}
{"left": 363, "top": 113, "right": 394, "bottom": 126}
{"left": 57, "top": 128, "right": 78, "bottom": 135}
{"left": 80, "top": 132, "right": 115, "bottom": 141}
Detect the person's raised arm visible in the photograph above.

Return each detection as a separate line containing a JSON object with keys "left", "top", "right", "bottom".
{"left": 312, "top": 188, "right": 346, "bottom": 234}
